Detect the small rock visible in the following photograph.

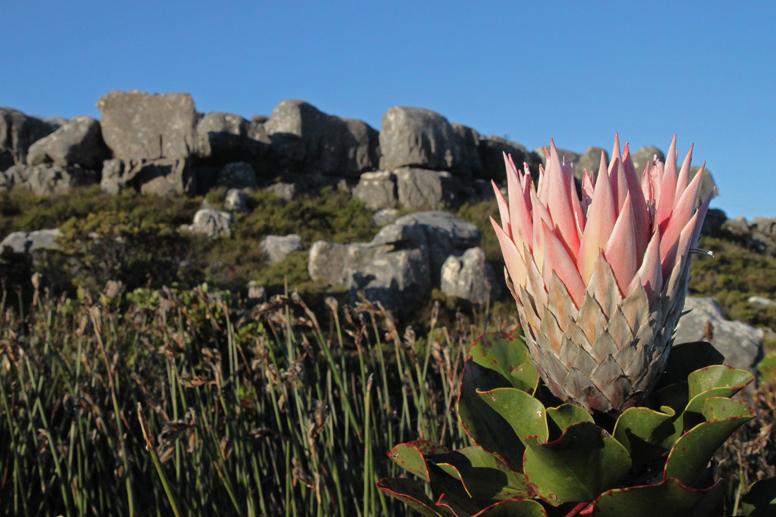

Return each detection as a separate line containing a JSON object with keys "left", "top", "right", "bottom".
{"left": 372, "top": 208, "right": 399, "bottom": 226}
{"left": 181, "top": 209, "right": 234, "bottom": 238}
{"left": 352, "top": 171, "right": 397, "bottom": 210}
{"left": 748, "top": 296, "right": 776, "bottom": 308}
{"left": 440, "top": 247, "right": 501, "bottom": 305}
{"left": 247, "top": 281, "right": 265, "bottom": 302}
{"left": 0, "top": 229, "right": 62, "bottom": 253}
{"left": 225, "top": 189, "right": 248, "bottom": 212}
{"left": 260, "top": 234, "right": 304, "bottom": 263}
{"left": 267, "top": 182, "right": 296, "bottom": 202}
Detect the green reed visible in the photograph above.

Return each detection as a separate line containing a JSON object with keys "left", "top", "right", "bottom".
{"left": 0, "top": 281, "right": 502, "bottom": 516}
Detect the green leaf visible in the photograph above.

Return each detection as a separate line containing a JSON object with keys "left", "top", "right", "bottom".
{"left": 590, "top": 477, "right": 725, "bottom": 517}
{"left": 429, "top": 463, "right": 481, "bottom": 517}
{"left": 511, "top": 361, "right": 540, "bottom": 394}
{"left": 429, "top": 446, "right": 532, "bottom": 507}
{"left": 684, "top": 366, "right": 754, "bottom": 429}
{"left": 470, "top": 331, "right": 535, "bottom": 391}
{"left": 546, "top": 404, "right": 593, "bottom": 440}
{"left": 664, "top": 397, "right": 754, "bottom": 487}
{"left": 473, "top": 498, "right": 548, "bottom": 516}
{"left": 477, "top": 387, "right": 549, "bottom": 445}
{"left": 742, "top": 477, "right": 776, "bottom": 516}
{"left": 387, "top": 441, "right": 450, "bottom": 481}
{"left": 687, "top": 365, "right": 753, "bottom": 400}
{"left": 458, "top": 359, "right": 526, "bottom": 470}
{"left": 654, "top": 341, "right": 724, "bottom": 392}
{"left": 612, "top": 406, "right": 676, "bottom": 467}
{"left": 523, "top": 422, "right": 632, "bottom": 506}
{"left": 376, "top": 478, "right": 446, "bottom": 517}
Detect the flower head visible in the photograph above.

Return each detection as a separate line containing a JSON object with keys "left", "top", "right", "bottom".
{"left": 492, "top": 135, "right": 711, "bottom": 414}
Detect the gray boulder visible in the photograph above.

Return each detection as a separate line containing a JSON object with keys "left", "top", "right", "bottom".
{"left": 196, "top": 112, "right": 268, "bottom": 165}
{"left": 441, "top": 247, "right": 501, "bottom": 305}
{"left": 260, "top": 234, "right": 304, "bottom": 263}
{"left": 379, "top": 107, "right": 463, "bottom": 173}
{"left": 225, "top": 189, "right": 248, "bottom": 213}
{"left": 217, "top": 162, "right": 257, "bottom": 190}
{"left": 750, "top": 217, "right": 776, "bottom": 237}
{"left": 266, "top": 182, "right": 297, "bottom": 202}
{"left": 44, "top": 117, "right": 69, "bottom": 130}
{"left": 674, "top": 297, "right": 764, "bottom": 398}
{"left": 395, "top": 168, "right": 455, "bottom": 210}
{"left": 1, "top": 229, "right": 62, "bottom": 253}
{"left": 96, "top": 91, "right": 199, "bottom": 161}
{"left": 264, "top": 100, "right": 379, "bottom": 177}
{"left": 26, "top": 116, "right": 111, "bottom": 170}
{"left": 101, "top": 158, "right": 195, "bottom": 196}
{"left": 748, "top": 296, "right": 776, "bottom": 308}
{"left": 0, "top": 108, "right": 54, "bottom": 170}
{"left": 479, "top": 136, "right": 537, "bottom": 183}
{"left": 352, "top": 171, "right": 397, "bottom": 210}
{"left": 372, "top": 208, "right": 399, "bottom": 227}
{"left": 181, "top": 208, "right": 234, "bottom": 238}
{"left": 4, "top": 163, "right": 98, "bottom": 195}
{"left": 451, "top": 123, "right": 482, "bottom": 176}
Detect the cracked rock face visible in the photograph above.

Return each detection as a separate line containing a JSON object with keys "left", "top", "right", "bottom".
{"left": 0, "top": 107, "right": 54, "bottom": 170}
{"left": 27, "top": 116, "right": 111, "bottom": 170}
{"left": 96, "top": 91, "right": 199, "bottom": 161}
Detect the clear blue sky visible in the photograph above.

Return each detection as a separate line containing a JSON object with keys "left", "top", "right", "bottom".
{"left": 2, "top": 1, "right": 774, "bottom": 219}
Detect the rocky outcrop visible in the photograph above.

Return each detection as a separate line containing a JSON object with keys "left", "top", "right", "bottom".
{"left": 216, "top": 162, "right": 257, "bottom": 190}
{"left": 0, "top": 108, "right": 54, "bottom": 171}
{"left": 352, "top": 171, "right": 397, "bottom": 210}
{"left": 97, "top": 91, "right": 199, "bottom": 161}
{"left": 101, "top": 158, "right": 195, "bottom": 196}
{"left": 3, "top": 163, "right": 98, "bottom": 195}
{"left": 441, "top": 247, "right": 501, "bottom": 305}
{"left": 265, "top": 100, "right": 379, "bottom": 177}
{"left": 379, "top": 107, "right": 463, "bottom": 173}
{"left": 26, "top": 116, "right": 111, "bottom": 170}
{"left": 196, "top": 112, "right": 268, "bottom": 165}
{"left": 260, "top": 234, "right": 303, "bottom": 263}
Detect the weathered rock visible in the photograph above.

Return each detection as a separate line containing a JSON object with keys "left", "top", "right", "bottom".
{"left": 0, "top": 108, "right": 54, "bottom": 170}
{"left": 44, "top": 117, "right": 69, "bottom": 130}
{"left": 750, "top": 217, "right": 776, "bottom": 237}
{"left": 674, "top": 297, "right": 764, "bottom": 399}
{"left": 1, "top": 229, "right": 62, "bottom": 253}
{"left": 452, "top": 123, "right": 482, "bottom": 176}
{"left": 352, "top": 171, "right": 397, "bottom": 210}
{"left": 196, "top": 112, "right": 269, "bottom": 165}
{"left": 181, "top": 208, "right": 234, "bottom": 238}
{"left": 395, "top": 168, "right": 455, "bottom": 210}
{"left": 96, "top": 91, "right": 198, "bottom": 161}
{"left": 217, "top": 162, "right": 257, "bottom": 190}
{"left": 26, "top": 116, "right": 111, "bottom": 170}
{"left": 264, "top": 100, "right": 379, "bottom": 176}
{"left": 575, "top": 147, "right": 608, "bottom": 180}
{"left": 101, "top": 158, "right": 195, "bottom": 196}
{"left": 266, "top": 182, "right": 297, "bottom": 202}
{"left": 379, "top": 107, "right": 463, "bottom": 173}
{"left": 441, "top": 247, "right": 501, "bottom": 305}
{"left": 225, "top": 189, "right": 248, "bottom": 213}
{"left": 260, "top": 234, "right": 304, "bottom": 263}
{"left": 722, "top": 217, "right": 750, "bottom": 235}
{"left": 373, "top": 210, "right": 480, "bottom": 286}
{"left": 308, "top": 241, "right": 372, "bottom": 286}
{"left": 630, "top": 145, "right": 665, "bottom": 175}
{"left": 4, "top": 163, "right": 98, "bottom": 195}
{"left": 748, "top": 296, "right": 776, "bottom": 308}
{"left": 702, "top": 208, "right": 727, "bottom": 237}
{"left": 372, "top": 208, "right": 399, "bottom": 226}
{"left": 479, "top": 136, "right": 537, "bottom": 183}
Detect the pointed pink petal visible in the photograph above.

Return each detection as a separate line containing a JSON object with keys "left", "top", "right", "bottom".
{"left": 492, "top": 180, "right": 511, "bottom": 238}
{"left": 569, "top": 164, "right": 586, "bottom": 236}
{"left": 542, "top": 221, "right": 586, "bottom": 308}
{"left": 604, "top": 195, "right": 638, "bottom": 296}
{"left": 656, "top": 135, "right": 678, "bottom": 232}
{"left": 611, "top": 133, "right": 622, "bottom": 164}
{"left": 522, "top": 162, "right": 532, "bottom": 208}
{"left": 659, "top": 162, "right": 705, "bottom": 265}
{"left": 491, "top": 217, "right": 527, "bottom": 291}
{"left": 623, "top": 142, "right": 650, "bottom": 263}
{"left": 538, "top": 161, "right": 549, "bottom": 205}
{"left": 674, "top": 143, "right": 694, "bottom": 202}
{"left": 690, "top": 191, "right": 713, "bottom": 249}
{"left": 640, "top": 161, "right": 652, "bottom": 205}
{"left": 577, "top": 151, "right": 616, "bottom": 283}
{"left": 627, "top": 229, "right": 662, "bottom": 306}
{"left": 547, "top": 141, "right": 580, "bottom": 257}
{"left": 608, "top": 156, "right": 628, "bottom": 216}
{"left": 532, "top": 204, "right": 547, "bottom": 278}
{"left": 505, "top": 155, "right": 533, "bottom": 256}
{"left": 582, "top": 170, "right": 595, "bottom": 205}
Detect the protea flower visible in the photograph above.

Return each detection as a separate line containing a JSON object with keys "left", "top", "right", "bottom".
{"left": 491, "top": 135, "right": 712, "bottom": 415}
